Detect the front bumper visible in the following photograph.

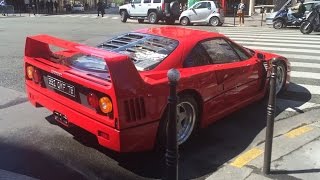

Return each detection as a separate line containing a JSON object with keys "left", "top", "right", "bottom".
{"left": 26, "top": 84, "right": 159, "bottom": 152}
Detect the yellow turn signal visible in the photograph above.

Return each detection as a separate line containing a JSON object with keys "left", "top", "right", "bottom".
{"left": 99, "top": 96, "right": 112, "bottom": 114}
{"left": 27, "top": 66, "right": 34, "bottom": 79}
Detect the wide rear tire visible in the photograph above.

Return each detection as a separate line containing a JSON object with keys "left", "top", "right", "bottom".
{"left": 148, "top": 12, "right": 159, "bottom": 24}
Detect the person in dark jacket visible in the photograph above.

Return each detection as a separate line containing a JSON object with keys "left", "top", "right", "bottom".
{"left": 97, "top": 0, "right": 104, "bottom": 17}
{"left": 54, "top": 1, "right": 58, "bottom": 13}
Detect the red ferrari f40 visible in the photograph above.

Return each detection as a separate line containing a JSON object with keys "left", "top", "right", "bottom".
{"left": 24, "top": 27, "right": 290, "bottom": 152}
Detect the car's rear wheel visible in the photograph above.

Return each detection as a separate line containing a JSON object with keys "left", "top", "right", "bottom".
{"left": 180, "top": 17, "right": 190, "bottom": 26}
{"left": 273, "top": 19, "right": 284, "bottom": 29}
{"left": 120, "top": 10, "right": 128, "bottom": 23}
{"left": 300, "top": 21, "right": 313, "bottom": 34}
{"left": 138, "top": 19, "right": 144, "bottom": 23}
{"left": 148, "top": 12, "right": 159, "bottom": 24}
{"left": 275, "top": 62, "right": 286, "bottom": 95}
{"left": 209, "top": 17, "right": 220, "bottom": 26}
{"left": 157, "top": 95, "right": 199, "bottom": 150}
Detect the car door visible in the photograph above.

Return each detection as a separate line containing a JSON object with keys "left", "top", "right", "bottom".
{"left": 189, "top": 2, "right": 213, "bottom": 22}
{"left": 129, "top": 0, "right": 142, "bottom": 16}
{"left": 140, "top": 0, "right": 151, "bottom": 16}
{"left": 182, "top": 43, "right": 225, "bottom": 125}
{"left": 200, "top": 38, "right": 261, "bottom": 109}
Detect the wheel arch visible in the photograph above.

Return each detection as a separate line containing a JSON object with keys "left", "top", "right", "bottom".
{"left": 147, "top": 9, "right": 158, "bottom": 15}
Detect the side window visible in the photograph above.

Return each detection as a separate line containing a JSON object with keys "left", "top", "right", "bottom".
{"left": 183, "top": 44, "right": 211, "bottom": 68}
{"left": 133, "top": 0, "right": 141, "bottom": 4}
{"left": 201, "top": 39, "right": 240, "bottom": 64}
{"left": 207, "top": 2, "right": 212, "bottom": 9}
{"left": 153, "top": 0, "right": 161, "bottom": 3}
{"left": 143, "top": 0, "right": 151, "bottom": 3}
{"left": 227, "top": 41, "right": 250, "bottom": 61}
{"left": 194, "top": 2, "right": 207, "bottom": 9}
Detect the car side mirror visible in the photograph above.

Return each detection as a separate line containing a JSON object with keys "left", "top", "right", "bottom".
{"left": 257, "top": 53, "right": 265, "bottom": 60}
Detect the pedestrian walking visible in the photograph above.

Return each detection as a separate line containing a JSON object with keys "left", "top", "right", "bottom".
{"left": 49, "top": 0, "right": 53, "bottom": 14}
{"left": 54, "top": 1, "right": 58, "bottom": 13}
{"left": 46, "top": 0, "right": 49, "bottom": 13}
{"left": 237, "top": 0, "right": 246, "bottom": 26}
{"left": 97, "top": 0, "right": 104, "bottom": 17}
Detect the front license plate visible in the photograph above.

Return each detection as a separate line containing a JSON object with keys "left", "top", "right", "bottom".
{"left": 47, "top": 75, "right": 75, "bottom": 97}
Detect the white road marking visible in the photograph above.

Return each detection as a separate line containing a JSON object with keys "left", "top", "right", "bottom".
{"left": 236, "top": 41, "right": 320, "bottom": 49}
{"left": 291, "top": 62, "right": 320, "bottom": 69}
{"left": 245, "top": 45, "right": 320, "bottom": 54}
{"left": 223, "top": 34, "right": 320, "bottom": 41}
{"left": 111, "top": 17, "right": 118, "bottom": 19}
{"left": 102, "top": 16, "right": 109, "bottom": 18}
{"left": 81, "top": 15, "right": 89, "bottom": 18}
{"left": 277, "top": 99, "right": 320, "bottom": 112}
{"left": 229, "top": 37, "right": 320, "bottom": 45}
{"left": 288, "top": 84, "right": 320, "bottom": 95}
{"left": 291, "top": 71, "right": 320, "bottom": 80}
{"left": 275, "top": 54, "right": 320, "bottom": 61}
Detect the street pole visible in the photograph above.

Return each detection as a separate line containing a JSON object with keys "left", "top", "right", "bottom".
{"left": 233, "top": 0, "right": 236, "bottom": 26}
{"left": 263, "top": 58, "right": 279, "bottom": 175}
{"left": 165, "top": 68, "right": 180, "bottom": 180}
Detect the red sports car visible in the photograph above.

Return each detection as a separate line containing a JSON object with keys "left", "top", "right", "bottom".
{"left": 24, "top": 27, "right": 290, "bottom": 152}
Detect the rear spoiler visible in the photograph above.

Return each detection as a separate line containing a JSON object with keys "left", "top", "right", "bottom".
{"left": 25, "top": 34, "right": 145, "bottom": 97}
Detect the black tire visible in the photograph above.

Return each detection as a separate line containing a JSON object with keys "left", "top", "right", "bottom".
{"left": 218, "top": 22, "right": 223, "bottom": 26}
{"left": 273, "top": 19, "right": 284, "bottom": 29}
{"left": 165, "top": 18, "right": 175, "bottom": 25}
{"left": 180, "top": 16, "right": 190, "bottom": 26}
{"left": 148, "top": 12, "right": 159, "bottom": 24}
{"left": 275, "top": 62, "right": 287, "bottom": 95}
{"left": 300, "top": 21, "right": 313, "bottom": 34}
{"left": 209, "top": 16, "right": 220, "bottom": 26}
{"left": 138, "top": 19, "right": 144, "bottom": 23}
{"left": 156, "top": 95, "right": 199, "bottom": 150}
{"left": 120, "top": 10, "right": 128, "bottom": 23}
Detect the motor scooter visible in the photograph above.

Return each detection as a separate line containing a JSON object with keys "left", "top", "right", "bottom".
{"left": 300, "top": 3, "right": 320, "bottom": 34}
{"left": 273, "top": 7, "right": 305, "bottom": 29}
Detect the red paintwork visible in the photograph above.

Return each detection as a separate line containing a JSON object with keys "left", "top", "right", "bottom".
{"left": 24, "top": 27, "right": 290, "bottom": 152}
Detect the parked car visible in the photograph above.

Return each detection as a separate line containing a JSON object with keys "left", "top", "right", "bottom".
{"left": 179, "top": 0, "right": 224, "bottom": 26}
{"left": 266, "top": 1, "right": 319, "bottom": 25}
{"left": 24, "top": 27, "right": 290, "bottom": 152}
{"left": 119, "top": 0, "right": 180, "bottom": 24}
{"left": 71, "top": 4, "right": 85, "bottom": 12}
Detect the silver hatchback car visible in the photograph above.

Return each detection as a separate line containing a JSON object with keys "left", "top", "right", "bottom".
{"left": 179, "top": 1, "right": 224, "bottom": 26}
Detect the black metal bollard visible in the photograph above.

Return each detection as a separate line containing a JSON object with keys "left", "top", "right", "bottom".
{"left": 165, "top": 69, "right": 180, "bottom": 180}
{"left": 261, "top": 7, "right": 265, "bottom": 27}
{"left": 263, "top": 58, "right": 279, "bottom": 175}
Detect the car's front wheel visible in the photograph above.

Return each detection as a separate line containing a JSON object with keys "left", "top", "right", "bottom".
{"left": 273, "top": 19, "right": 284, "bottom": 29}
{"left": 148, "top": 12, "right": 159, "bottom": 24}
{"left": 275, "top": 62, "right": 286, "bottom": 95}
{"left": 120, "top": 10, "right": 128, "bottom": 23}
{"left": 180, "top": 17, "right": 190, "bottom": 26}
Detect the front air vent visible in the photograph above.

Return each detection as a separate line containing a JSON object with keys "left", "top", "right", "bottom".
{"left": 124, "top": 97, "right": 146, "bottom": 122}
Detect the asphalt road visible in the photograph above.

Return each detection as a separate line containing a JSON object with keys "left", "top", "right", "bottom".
{"left": 0, "top": 14, "right": 320, "bottom": 180}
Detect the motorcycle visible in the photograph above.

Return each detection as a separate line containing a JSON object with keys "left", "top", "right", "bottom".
{"left": 273, "top": 7, "right": 305, "bottom": 29}
{"left": 300, "top": 3, "right": 320, "bottom": 34}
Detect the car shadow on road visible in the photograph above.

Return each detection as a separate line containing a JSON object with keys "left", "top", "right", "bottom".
{"left": 45, "top": 83, "right": 311, "bottom": 179}
{"left": 0, "top": 142, "right": 87, "bottom": 180}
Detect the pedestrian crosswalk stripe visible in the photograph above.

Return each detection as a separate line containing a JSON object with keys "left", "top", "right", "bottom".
{"left": 245, "top": 45, "right": 320, "bottom": 54}
{"left": 111, "top": 17, "right": 118, "bottom": 19}
{"left": 224, "top": 34, "right": 320, "bottom": 41}
{"left": 288, "top": 84, "right": 320, "bottom": 95}
{"left": 102, "top": 16, "right": 109, "bottom": 18}
{"left": 236, "top": 41, "right": 320, "bottom": 49}
{"left": 231, "top": 38, "right": 320, "bottom": 45}
{"left": 222, "top": 32, "right": 320, "bottom": 38}
{"left": 275, "top": 54, "right": 320, "bottom": 61}
{"left": 81, "top": 15, "right": 88, "bottom": 18}
{"left": 291, "top": 71, "right": 320, "bottom": 80}
{"left": 277, "top": 99, "right": 320, "bottom": 112}
{"left": 291, "top": 62, "right": 320, "bottom": 69}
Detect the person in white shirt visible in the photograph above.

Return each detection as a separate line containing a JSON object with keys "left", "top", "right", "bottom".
{"left": 237, "top": 0, "right": 246, "bottom": 26}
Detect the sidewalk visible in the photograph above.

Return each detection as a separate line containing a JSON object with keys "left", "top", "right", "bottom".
{"left": 224, "top": 14, "right": 270, "bottom": 27}
{"left": 206, "top": 108, "right": 320, "bottom": 180}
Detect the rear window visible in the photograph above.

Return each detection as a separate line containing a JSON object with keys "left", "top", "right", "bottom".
{"left": 97, "top": 33, "right": 179, "bottom": 71}
{"left": 64, "top": 54, "right": 107, "bottom": 72}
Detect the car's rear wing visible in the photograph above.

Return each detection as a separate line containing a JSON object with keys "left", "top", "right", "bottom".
{"left": 24, "top": 34, "right": 145, "bottom": 97}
